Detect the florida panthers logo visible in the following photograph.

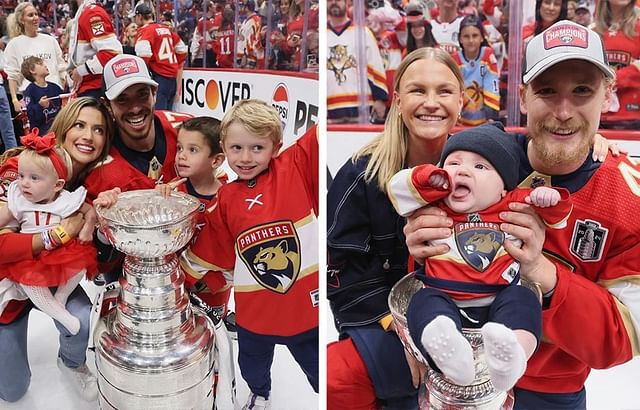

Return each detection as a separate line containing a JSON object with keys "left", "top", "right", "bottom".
{"left": 327, "top": 44, "right": 357, "bottom": 85}
{"left": 455, "top": 223, "right": 504, "bottom": 272}
{"left": 463, "top": 81, "right": 484, "bottom": 112}
{"left": 237, "top": 221, "right": 301, "bottom": 293}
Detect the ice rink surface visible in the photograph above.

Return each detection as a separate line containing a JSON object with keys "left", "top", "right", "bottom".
{"left": 3, "top": 281, "right": 318, "bottom": 410}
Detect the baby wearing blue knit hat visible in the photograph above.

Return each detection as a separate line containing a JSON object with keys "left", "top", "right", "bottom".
{"left": 388, "top": 122, "right": 573, "bottom": 392}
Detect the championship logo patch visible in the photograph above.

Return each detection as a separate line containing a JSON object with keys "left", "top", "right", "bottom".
{"left": 454, "top": 222, "right": 504, "bottom": 272}
{"left": 570, "top": 219, "right": 608, "bottom": 262}
{"left": 543, "top": 24, "right": 588, "bottom": 50}
{"left": 111, "top": 58, "right": 141, "bottom": 78}
{"left": 237, "top": 221, "right": 301, "bottom": 294}
{"left": 0, "top": 170, "right": 17, "bottom": 202}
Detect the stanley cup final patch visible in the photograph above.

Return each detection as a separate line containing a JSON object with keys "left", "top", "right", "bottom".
{"left": 570, "top": 219, "right": 608, "bottom": 262}
{"left": 237, "top": 221, "right": 301, "bottom": 294}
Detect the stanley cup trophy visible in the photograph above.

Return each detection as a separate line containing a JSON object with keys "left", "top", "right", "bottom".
{"left": 389, "top": 274, "right": 515, "bottom": 410}
{"left": 94, "top": 189, "right": 216, "bottom": 410}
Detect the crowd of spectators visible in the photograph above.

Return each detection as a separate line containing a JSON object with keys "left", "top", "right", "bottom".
{"left": 327, "top": 0, "right": 640, "bottom": 129}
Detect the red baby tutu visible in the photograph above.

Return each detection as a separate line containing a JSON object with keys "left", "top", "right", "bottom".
{"left": 5, "top": 239, "right": 98, "bottom": 286}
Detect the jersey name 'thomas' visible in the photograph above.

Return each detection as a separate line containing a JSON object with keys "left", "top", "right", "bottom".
{"left": 182, "top": 128, "right": 319, "bottom": 337}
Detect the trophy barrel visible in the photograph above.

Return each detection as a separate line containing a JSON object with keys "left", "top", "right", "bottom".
{"left": 94, "top": 190, "right": 216, "bottom": 410}
{"left": 389, "top": 274, "right": 514, "bottom": 410}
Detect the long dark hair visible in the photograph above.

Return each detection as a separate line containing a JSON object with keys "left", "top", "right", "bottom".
{"left": 458, "top": 14, "right": 490, "bottom": 53}
{"left": 406, "top": 19, "right": 438, "bottom": 54}
{"left": 534, "top": 0, "right": 568, "bottom": 35}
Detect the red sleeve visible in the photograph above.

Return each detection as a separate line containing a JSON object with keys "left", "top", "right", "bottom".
{"left": 508, "top": 187, "right": 573, "bottom": 227}
{"left": 291, "top": 125, "right": 319, "bottom": 216}
{"left": 0, "top": 231, "right": 34, "bottom": 265}
{"left": 614, "top": 64, "right": 640, "bottom": 90}
{"left": 482, "top": 0, "right": 495, "bottom": 16}
{"left": 544, "top": 260, "right": 634, "bottom": 368}
{"left": 412, "top": 164, "right": 452, "bottom": 204}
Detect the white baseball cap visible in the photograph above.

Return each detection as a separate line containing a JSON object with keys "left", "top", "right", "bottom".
{"left": 522, "top": 20, "right": 615, "bottom": 84}
{"left": 103, "top": 54, "right": 158, "bottom": 100}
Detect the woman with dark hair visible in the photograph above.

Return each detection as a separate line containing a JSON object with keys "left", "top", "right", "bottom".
{"left": 452, "top": 14, "right": 500, "bottom": 125}
{"left": 405, "top": 18, "right": 438, "bottom": 55}
{"left": 522, "top": 0, "right": 567, "bottom": 43}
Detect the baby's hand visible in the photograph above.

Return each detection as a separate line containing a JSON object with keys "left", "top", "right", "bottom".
{"left": 429, "top": 173, "right": 449, "bottom": 190}
{"left": 93, "top": 187, "right": 121, "bottom": 209}
{"left": 526, "top": 186, "right": 560, "bottom": 208}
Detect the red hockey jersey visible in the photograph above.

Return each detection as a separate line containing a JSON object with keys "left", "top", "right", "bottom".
{"left": 212, "top": 27, "right": 235, "bottom": 68}
{"left": 518, "top": 155, "right": 640, "bottom": 393}
{"left": 388, "top": 164, "right": 572, "bottom": 300}
{"left": 68, "top": 0, "right": 122, "bottom": 95}
{"left": 135, "top": 22, "right": 187, "bottom": 77}
{"left": 180, "top": 126, "right": 319, "bottom": 337}
{"left": 600, "top": 20, "right": 640, "bottom": 124}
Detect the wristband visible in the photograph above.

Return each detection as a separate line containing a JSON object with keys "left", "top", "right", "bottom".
{"left": 41, "top": 230, "right": 56, "bottom": 250}
{"left": 53, "top": 225, "right": 71, "bottom": 245}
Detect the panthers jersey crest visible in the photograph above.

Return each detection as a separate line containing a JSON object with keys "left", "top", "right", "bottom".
{"left": 454, "top": 221, "right": 504, "bottom": 272}
{"left": 237, "top": 220, "right": 301, "bottom": 294}
{"left": 327, "top": 44, "right": 357, "bottom": 85}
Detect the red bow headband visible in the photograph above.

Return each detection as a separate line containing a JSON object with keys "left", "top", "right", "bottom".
{"left": 20, "top": 128, "right": 68, "bottom": 181}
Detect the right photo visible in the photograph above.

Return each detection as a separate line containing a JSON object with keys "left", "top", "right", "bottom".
{"left": 325, "top": 1, "right": 640, "bottom": 409}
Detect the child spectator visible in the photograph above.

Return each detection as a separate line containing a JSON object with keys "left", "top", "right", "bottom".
{"left": 157, "top": 116, "right": 230, "bottom": 317}
{"left": 0, "top": 130, "right": 97, "bottom": 335}
{"left": 21, "top": 56, "right": 63, "bottom": 134}
{"left": 388, "top": 122, "right": 572, "bottom": 391}
{"left": 452, "top": 15, "right": 500, "bottom": 126}
{"left": 179, "top": 100, "right": 318, "bottom": 409}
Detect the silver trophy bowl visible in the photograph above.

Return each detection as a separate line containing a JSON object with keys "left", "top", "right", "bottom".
{"left": 96, "top": 189, "right": 199, "bottom": 257}
{"left": 94, "top": 189, "right": 216, "bottom": 410}
{"left": 389, "top": 273, "right": 514, "bottom": 409}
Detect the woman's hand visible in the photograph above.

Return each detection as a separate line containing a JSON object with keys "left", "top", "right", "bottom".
{"left": 501, "top": 202, "right": 557, "bottom": 293}
{"left": 93, "top": 187, "right": 122, "bottom": 209}
{"left": 404, "top": 206, "right": 452, "bottom": 265}
{"left": 59, "top": 212, "right": 85, "bottom": 240}
{"left": 592, "top": 133, "right": 627, "bottom": 162}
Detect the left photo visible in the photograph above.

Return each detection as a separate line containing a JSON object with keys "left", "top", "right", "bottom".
{"left": 0, "top": 0, "right": 320, "bottom": 409}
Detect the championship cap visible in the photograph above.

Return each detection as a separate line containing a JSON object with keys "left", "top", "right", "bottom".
{"left": 128, "top": 1, "right": 153, "bottom": 18}
{"left": 103, "top": 54, "right": 158, "bottom": 100}
{"left": 405, "top": 2, "right": 423, "bottom": 22}
{"left": 522, "top": 20, "right": 615, "bottom": 84}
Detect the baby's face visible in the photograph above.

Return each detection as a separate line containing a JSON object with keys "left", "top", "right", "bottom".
{"left": 441, "top": 150, "right": 506, "bottom": 214}
{"left": 17, "top": 157, "right": 61, "bottom": 204}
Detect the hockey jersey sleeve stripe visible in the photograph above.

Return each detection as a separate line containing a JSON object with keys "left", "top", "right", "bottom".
{"left": 387, "top": 168, "right": 428, "bottom": 217}
{"left": 135, "top": 40, "right": 153, "bottom": 58}
{"left": 600, "top": 277, "right": 640, "bottom": 357}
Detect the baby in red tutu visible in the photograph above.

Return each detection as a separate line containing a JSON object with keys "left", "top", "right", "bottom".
{"left": 0, "top": 130, "right": 97, "bottom": 335}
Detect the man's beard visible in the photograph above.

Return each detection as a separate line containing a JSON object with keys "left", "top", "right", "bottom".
{"left": 329, "top": 5, "right": 345, "bottom": 18}
{"left": 528, "top": 121, "right": 591, "bottom": 168}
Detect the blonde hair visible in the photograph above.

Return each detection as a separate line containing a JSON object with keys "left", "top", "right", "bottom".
{"left": 594, "top": 0, "right": 639, "bottom": 38}
{"left": 355, "top": 47, "right": 464, "bottom": 193}
{"left": 18, "top": 144, "right": 73, "bottom": 182}
{"left": 50, "top": 97, "right": 114, "bottom": 189}
{"left": 7, "top": 2, "right": 35, "bottom": 38}
{"left": 220, "top": 99, "right": 283, "bottom": 145}
{"left": 123, "top": 23, "right": 138, "bottom": 47}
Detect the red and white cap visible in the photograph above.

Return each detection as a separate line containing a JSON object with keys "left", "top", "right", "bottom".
{"left": 522, "top": 20, "right": 615, "bottom": 84}
{"left": 103, "top": 55, "right": 158, "bottom": 100}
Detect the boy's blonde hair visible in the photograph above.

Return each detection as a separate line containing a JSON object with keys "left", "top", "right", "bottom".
{"left": 18, "top": 145, "right": 73, "bottom": 182}
{"left": 220, "top": 99, "right": 283, "bottom": 145}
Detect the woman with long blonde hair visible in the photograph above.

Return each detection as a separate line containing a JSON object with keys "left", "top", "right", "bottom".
{"left": 4, "top": 2, "right": 66, "bottom": 114}
{"left": 327, "top": 47, "right": 464, "bottom": 409}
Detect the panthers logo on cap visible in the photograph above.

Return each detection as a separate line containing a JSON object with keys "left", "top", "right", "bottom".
{"left": 237, "top": 221, "right": 301, "bottom": 293}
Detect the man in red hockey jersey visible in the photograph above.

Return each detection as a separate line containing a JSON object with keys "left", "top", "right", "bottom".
{"left": 131, "top": 2, "right": 188, "bottom": 110}
{"left": 404, "top": 20, "right": 640, "bottom": 409}
{"left": 68, "top": 0, "right": 122, "bottom": 98}
{"left": 86, "top": 54, "right": 191, "bottom": 282}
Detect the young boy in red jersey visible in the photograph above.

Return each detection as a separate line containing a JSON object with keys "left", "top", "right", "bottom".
{"left": 179, "top": 99, "right": 318, "bottom": 410}
{"left": 156, "top": 116, "right": 229, "bottom": 317}
{"left": 388, "top": 123, "right": 572, "bottom": 392}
